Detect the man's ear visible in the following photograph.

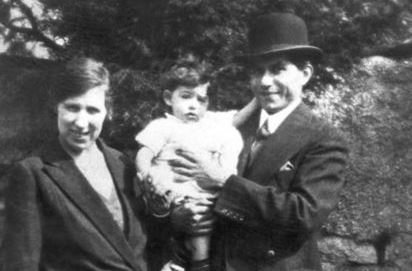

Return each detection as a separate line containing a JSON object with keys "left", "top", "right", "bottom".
{"left": 163, "top": 90, "right": 173, "bottom": 106}
{"left": 301, "top": 63, "right": 313, "bottom": 86}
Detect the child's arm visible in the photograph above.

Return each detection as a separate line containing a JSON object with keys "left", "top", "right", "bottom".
{"left": 135, "top": 118, "right": 168, "bottom": 181}
{"left": 136, "top": 147, "right": 171, "bottom": 217}
{"left": 135, "top": 146, "right": 155, "bottom": 180}
{"left": 232, "top": 97, "right": 259, "bottom": 128}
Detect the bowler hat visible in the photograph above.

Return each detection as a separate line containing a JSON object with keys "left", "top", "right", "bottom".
{"left": 247, "top": 12, "right": 323, "bottom": 62}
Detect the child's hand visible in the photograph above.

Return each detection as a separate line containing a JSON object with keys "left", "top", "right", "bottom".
{"left": 137, "top": 173, "right": 172, "bottom": 217}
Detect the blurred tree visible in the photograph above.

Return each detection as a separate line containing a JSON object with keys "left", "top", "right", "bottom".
{"left": 2, "top": 0, "right": 411, "bottom": 68}
{"left": 1, "top": 0, "right": 412, "bottom": 148}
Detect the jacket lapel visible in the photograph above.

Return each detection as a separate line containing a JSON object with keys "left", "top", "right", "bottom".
{"left": 242, "top": 104, "right": 316, "bottom": 182}
{"left": 41, "top": 139, "right": 142, "bottom": 271}
{"left": 99, "top": 141, "right": 143, "bottom": 243}
{"left": 100, "top": 141, "right": 126, "bottom": 197}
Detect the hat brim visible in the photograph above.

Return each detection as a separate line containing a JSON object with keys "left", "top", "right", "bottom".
{"left": 237, "top": 45, "right": 323, "bottom": 64}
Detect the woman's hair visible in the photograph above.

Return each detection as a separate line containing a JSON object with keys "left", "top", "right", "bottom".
{"left": 160, "top": 58, "right": 212, "bottom": 92}
{"left": 50, "top": 57, "right": 110, "bottom": 108}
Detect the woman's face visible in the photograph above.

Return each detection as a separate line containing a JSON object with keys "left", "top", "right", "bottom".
{"left": 57, "top": 85, "right": 107, "bottom": 154}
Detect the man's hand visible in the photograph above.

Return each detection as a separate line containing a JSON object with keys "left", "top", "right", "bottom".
{"left": 168, "top": 147, "right": 229, "bottom": 191}
{"left": 170, "top": 197, "right": 216, "bottom": 235}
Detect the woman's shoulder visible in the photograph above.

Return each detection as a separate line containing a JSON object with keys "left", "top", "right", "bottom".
{"left": 99, "top": 140, "right": 122, "bottom": 156}
{"left": 99, "top": 140, "right": 136, "bottom": 169}
{"left": 1, "top": 156, "right": 45, "bottom": 185}
{"left": 15, "top": 155, "right": 45, "bottom": 170}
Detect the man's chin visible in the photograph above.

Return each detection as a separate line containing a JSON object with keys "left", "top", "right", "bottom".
{"left": 262, "top": 103, "right": 288, "bottom": 114}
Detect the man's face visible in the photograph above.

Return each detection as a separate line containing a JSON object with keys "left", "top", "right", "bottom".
{"left": 250, "top": 57, "right": 312, "bottom": 114}
{"left": 164, "top": 83, "right": 209, "bottom": 123}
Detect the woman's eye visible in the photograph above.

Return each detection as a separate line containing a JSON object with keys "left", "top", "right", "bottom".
{"left": 64, "top": 104, "right": 80, "bottom": 112}
{"left": 87, "top": 107, "right": 100, "bottom": 114}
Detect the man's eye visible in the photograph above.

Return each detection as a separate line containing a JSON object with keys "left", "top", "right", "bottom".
{"left": 250, "top": 66, "right": 264, "bottom": 76}
{"left": 268, "top": 65, "right": 285, "bottom": 74}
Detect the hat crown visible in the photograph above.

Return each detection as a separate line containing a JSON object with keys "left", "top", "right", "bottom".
{"left": 248, "top": 12, "right": 322, "bottom": 60}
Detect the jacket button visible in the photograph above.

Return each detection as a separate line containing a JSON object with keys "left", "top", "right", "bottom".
{"left": 267, "top": 249, "right": 276, "bottom": 257}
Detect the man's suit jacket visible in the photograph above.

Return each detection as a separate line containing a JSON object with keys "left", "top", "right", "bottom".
{"left": 2, "top": 139, "right": 154, "bottom": 271}
{"left": 211, "top": 104, "right": 348, "bottom": 271}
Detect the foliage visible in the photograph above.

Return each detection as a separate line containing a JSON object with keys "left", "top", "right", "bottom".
{"left": 1, "top": 0, "right": 412, "bottom": 149}
{"left": 310, "top": 57, "right": 412, "bottom": 240}
{"left": 2, "top": 0, "right": 412, "bottom": 69}
{"left": 105, "top": 68, "right": 161, "bottom": 149}
{"left": 2, "top": 2, "right": 412, "bottom": 267}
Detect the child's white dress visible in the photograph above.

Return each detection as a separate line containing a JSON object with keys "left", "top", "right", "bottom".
{"left": 135, "top": 111, "right": 243, "bottom": 200}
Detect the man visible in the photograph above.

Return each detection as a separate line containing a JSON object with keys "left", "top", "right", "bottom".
{"left": 169, "top": 12, "right": 348, "bottom": 271}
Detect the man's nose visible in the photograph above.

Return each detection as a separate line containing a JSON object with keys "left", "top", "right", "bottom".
{"left": 260, "top": 70, "right": 274, "bottom": 88}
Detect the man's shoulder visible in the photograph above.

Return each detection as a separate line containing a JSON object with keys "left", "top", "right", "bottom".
{"left": 294, "top": 104, "right": 335, "bottom": 128}
{"left": 290, "top": 104, "right": 346, "bottom": 142}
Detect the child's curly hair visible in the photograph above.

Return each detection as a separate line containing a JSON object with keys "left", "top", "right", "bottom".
{"left": 160, "top": 56, "right": 213, "bottom": 91}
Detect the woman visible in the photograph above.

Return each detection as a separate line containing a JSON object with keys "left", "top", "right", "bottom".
{"left": 2, "top": 58, "right": 161, "bottom": 271}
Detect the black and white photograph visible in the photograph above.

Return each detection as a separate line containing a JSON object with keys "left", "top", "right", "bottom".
{"left": 0, "top": 1, "right": 412, "bottom": 270}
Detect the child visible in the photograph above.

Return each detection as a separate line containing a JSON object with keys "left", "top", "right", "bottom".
{"left": 135, "top": 60, "right": 257, "bottom": 271}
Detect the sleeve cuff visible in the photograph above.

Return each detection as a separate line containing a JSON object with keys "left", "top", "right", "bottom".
{"left": 214, "top": 175, "right": 253, "bottom": 223}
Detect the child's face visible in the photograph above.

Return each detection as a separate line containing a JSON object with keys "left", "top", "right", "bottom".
{"left": 164, "top": 83, "right": 209, "bottom": 123}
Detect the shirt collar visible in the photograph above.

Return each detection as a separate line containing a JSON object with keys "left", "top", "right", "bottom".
{"left": 259, "top": 99, "right": 301, "bottom": 134}
{"left": 165, "top": 112, "right": 183, "bottom": 123}
{"left": 164, "top": 112, "right": 204, "bottom": 126}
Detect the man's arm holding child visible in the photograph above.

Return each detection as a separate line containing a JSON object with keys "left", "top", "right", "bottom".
{"left": 218, "top": 127, "right": 243, "bottom": 178}
{"left": 170, "top": 127, "right": 348, "bottom": 236}
{"left": 232, "top": 97, "right": 259, "bottom": 128}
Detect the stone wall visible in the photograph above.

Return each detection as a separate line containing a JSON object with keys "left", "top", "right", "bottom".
{"left": 313, "top": 57, "right": 412, "bottom": 270}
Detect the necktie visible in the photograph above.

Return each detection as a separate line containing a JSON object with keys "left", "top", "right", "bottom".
{"left": 255, "top": 119, "right": 270, "bottom": 140}
{"left": 248, "top": 119, "right": 270, "bottom": 164}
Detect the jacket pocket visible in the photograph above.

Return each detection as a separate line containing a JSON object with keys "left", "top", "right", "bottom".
{"left": 227, "top": 228, "right": 277, "bottom": 262}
